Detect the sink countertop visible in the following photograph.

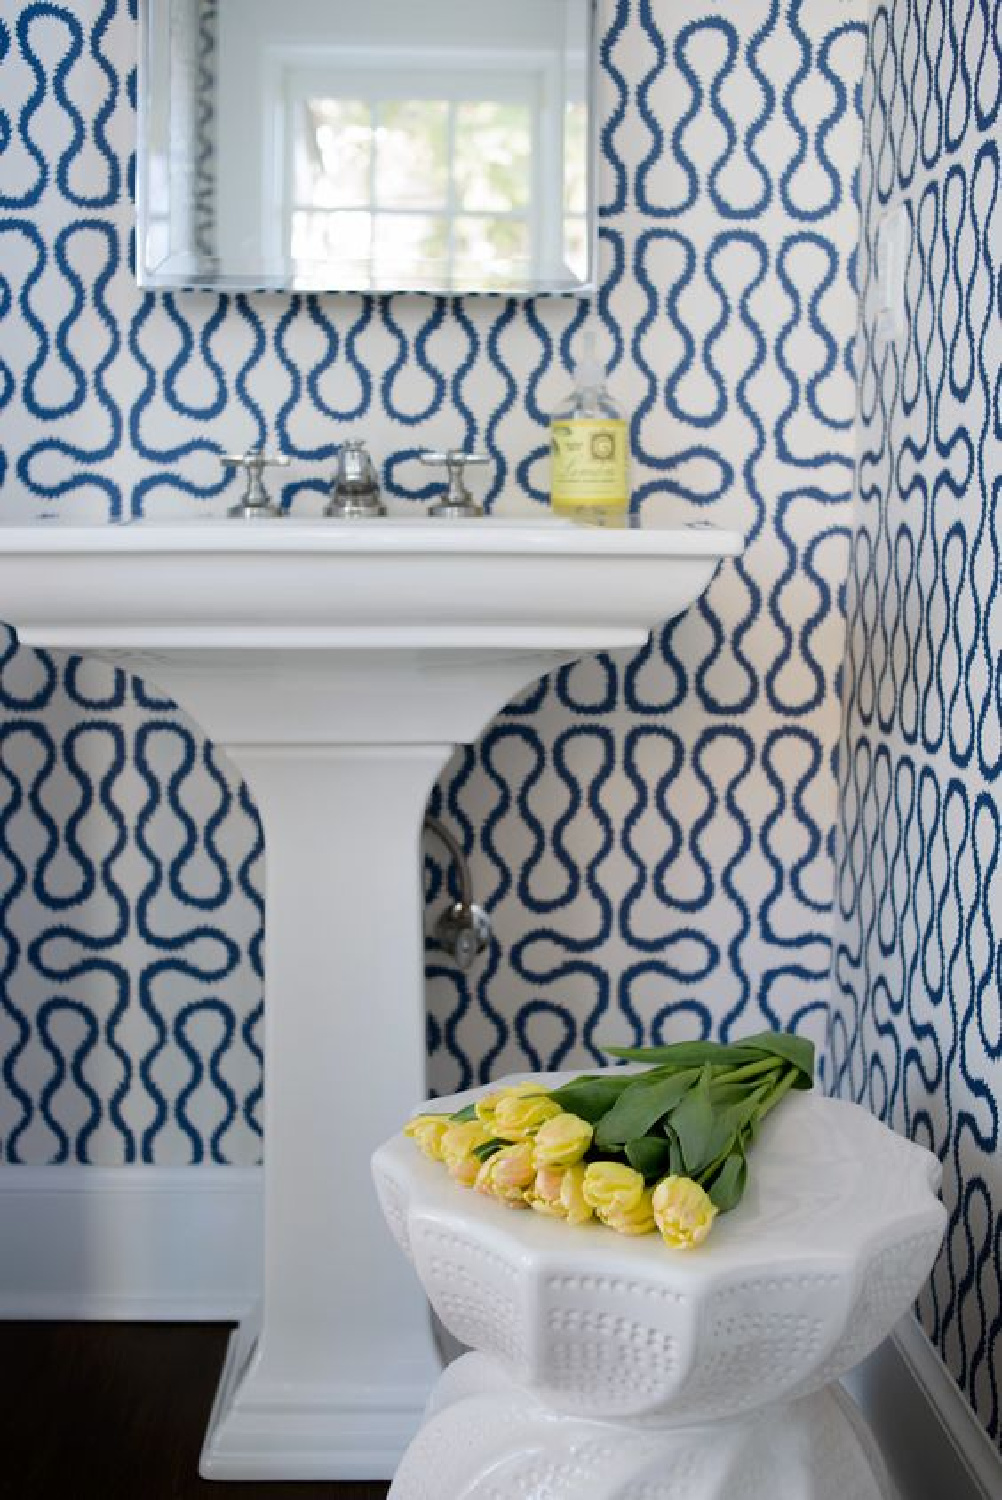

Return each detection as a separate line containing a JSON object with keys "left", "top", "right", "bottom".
{"left": 0, "top": 514, "right": 745, "bottom": 557}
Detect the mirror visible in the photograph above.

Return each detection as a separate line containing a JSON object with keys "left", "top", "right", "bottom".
{"left": 138, "top": 0, "right": 596, "bottom": 295}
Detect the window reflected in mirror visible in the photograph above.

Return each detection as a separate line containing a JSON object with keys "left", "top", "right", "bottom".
{"left": 139, "top": 0, "right": 595, "bottom": 295}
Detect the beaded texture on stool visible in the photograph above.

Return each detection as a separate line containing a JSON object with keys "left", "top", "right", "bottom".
{"left": 373, "top": 1077, "right": 946, "bottom": 1498}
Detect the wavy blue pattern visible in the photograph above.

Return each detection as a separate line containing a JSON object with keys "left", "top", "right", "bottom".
{"left": 0, "top": 0, "right": 865, "bottom": 1230}
{"left": 832, "top": 0, "right": 1001, "bottom": 1449}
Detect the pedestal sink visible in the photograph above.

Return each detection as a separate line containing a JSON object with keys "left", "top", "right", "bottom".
{"left": 0, "top": 513, "right": 741, "bottom": 1481}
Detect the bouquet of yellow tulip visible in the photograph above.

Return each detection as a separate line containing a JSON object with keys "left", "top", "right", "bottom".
{"left": 404, "top": 1031, "right": 815, "bottom": 1251}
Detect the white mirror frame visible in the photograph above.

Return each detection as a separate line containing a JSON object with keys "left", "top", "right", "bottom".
{"left": 136, "top": 0, "right": 599, "bottom": 297}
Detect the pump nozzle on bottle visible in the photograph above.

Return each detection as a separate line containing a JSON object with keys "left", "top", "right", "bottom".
{"left": 574, "top": 331, "right": 605, "bottom": 391}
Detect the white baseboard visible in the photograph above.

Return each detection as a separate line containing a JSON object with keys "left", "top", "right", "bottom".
{"left": 845, "top": 1315, "right": 1002, "bottom": 1500}
{"left": 0, "top": 1165, "right": 262, "bottom": 1321}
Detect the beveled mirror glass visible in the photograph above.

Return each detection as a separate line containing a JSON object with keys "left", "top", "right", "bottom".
{"left": 138, "top": 0, "right": 596, "bottom": 295}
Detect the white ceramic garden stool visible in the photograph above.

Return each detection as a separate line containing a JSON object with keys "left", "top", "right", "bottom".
{"left": 372, "top": 1079, "right": 947, "bottom": 1500}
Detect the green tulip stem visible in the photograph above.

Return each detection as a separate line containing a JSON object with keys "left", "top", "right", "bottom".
{"left": 694, "top": 1081, "right": 773, "bottom": 1187}
{"left": 755, "top": 1065, "right": 799, "bottom": 1123}
{"left": 712, "top": 1057, "right": 783, "bottom": 1088}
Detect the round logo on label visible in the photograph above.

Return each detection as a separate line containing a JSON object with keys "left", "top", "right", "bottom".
{"left": 591, "top": 433, "right": 616, "bottom": 461}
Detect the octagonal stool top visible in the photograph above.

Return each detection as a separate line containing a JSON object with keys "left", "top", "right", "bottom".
{"left": 372, "top": 1077, "right": 946, "bottom": 1500}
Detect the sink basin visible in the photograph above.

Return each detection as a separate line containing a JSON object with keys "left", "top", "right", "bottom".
{"left": 4, "top": 514, "right": 734, "bottom": 648}
{"left": 0, "top": 513, "right": 742, "bottom": 1481}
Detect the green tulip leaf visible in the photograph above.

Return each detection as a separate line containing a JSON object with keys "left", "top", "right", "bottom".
{"left": 703, "top": 1090, "right": 771, "bottom": 1167}
{"left": 604, "top": 1041, "right": 767, "bottom": 1071}
{"left": 593, "top": 1068, "right": 700, "bottom": 1149}
{"left": 624, "top": 1135, "right": 674, "bottom": 1183}
{"left": 547, "top": 1075, "right": 633, "bottom": 1125}
{"left": 449, "top": 1103, "right": 478, "bottom": 1123}
{"left": 707, "top": 1152, "right": 748, "bottom": 1212}
{"left": 472, "top": 1139, "right": 505, "bottom": 1162}
{"left": 702, "top": 1121, "right": 738, "bottom": 1173}
{"left": 663, "top": 1122, "right": 686, "bottom": 1178}
{"left": 669, "top": 1064, "right": 716, "bottom": 1174}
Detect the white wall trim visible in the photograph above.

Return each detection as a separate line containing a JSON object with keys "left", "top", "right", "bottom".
{"left": 893, "top": 1316, "right": 1002, "bottom": 1498}
{"left": 845, "top": 1315, "right": 1002, "bottom": 1500}
{"left": 0, "top": 1165, "right": 262, "bottom": 1321}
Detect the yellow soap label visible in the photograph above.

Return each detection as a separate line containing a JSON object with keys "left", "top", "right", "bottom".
{"left": 551, "top": 419, "right": 629, "bottom": 512}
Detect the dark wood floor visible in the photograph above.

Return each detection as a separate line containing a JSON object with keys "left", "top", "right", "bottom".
{"left": 0, "top": 1323, "right": 390, "bottom": 1500}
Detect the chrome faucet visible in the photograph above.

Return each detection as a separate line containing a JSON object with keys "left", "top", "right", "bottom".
{"left": 220, "top": 449, "right": 290, "bottom": 519}
{"left": 326, "top": 440, "right": 386, "bottom": 518}
{"left": 420, "top": 449, "right": 490, "bottom": 518}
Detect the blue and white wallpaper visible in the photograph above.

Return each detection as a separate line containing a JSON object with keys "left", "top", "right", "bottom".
{"left": 831, "top": 0, "right": 1001, "bottom": 1448}
{"left": 0, "top": 0, "right": 867, "bottom": 1163}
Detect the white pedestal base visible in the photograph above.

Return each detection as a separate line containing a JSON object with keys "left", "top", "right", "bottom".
{"left": 160, "top": 652, "right": 582, "bottom": 1482}
{"left": 389, "top": 1353, "right": 894, "bottom": 1500}
{"left": 200, "top": 1316, "right": 437, "bottom": 1481}
{"left": 196, "top": 739, "right": 453, "bottom": 1481}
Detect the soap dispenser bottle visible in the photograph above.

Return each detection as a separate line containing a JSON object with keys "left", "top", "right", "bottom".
{"left": 549, "top": 332, "right": 629, "bottom": 518}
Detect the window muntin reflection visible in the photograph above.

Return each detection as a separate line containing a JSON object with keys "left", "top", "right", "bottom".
{"left": 284, "top": 70, "right": 551, "bottom": 287}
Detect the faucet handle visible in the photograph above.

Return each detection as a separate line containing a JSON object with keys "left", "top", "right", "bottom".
{"left": 220, "top": 449, "right": 291, "bottom": 477}
{"left": 220, "top": 449, "right": 290, "bottom": 520}
{"left": 419, "top": 449, "right": 489, "bottom": 518}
